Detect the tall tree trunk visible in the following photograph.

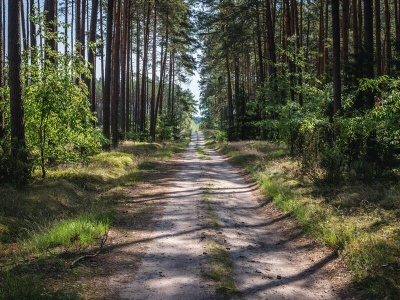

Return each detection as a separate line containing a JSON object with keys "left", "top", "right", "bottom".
{"left": 256, "top": 1, "right": 264, "bottom": 84}
{"left": 30, "top": 0, "right": 36, "bottom": 48}
{"left": 342, "top": 0, "right": 349, "bottom": 67}
{"left": 332, "top": 0, "right": 341, "bottom": 114}
{"left": 318, "top": 0, "right": 324, "bottom": 76}
{"left": 9, "top": 0, "right": 28, "bottom": 183}
{"left": 171, "top": 51, "right": 175, "bottom": 131}
{"left": 156, "top": 25, "right": 168, "bottom": 123}
{"left": 76, "top": 0, "right": 81, "bottom": 52}
{"left": 0, "top": 0, "right": 4, "bottom": 140}
{"left": 70, "top": 0, "right": 73, "bottom": 50}
{"left": 102, "top": 0, "right": 114, "bottom": 147}
{"left": 88, "top": 0, "right": 98, "bottom": 116}
{"left": 64, "top": 0, "right": 68, "bottom": 54}
{"left": 265, "top": 0, "right": 277, "bottom": 83}
{"left": 100, "top": 0, "right": 105, "bottom": 92}
{"left": 167, "top": 50, "right": 173, "bottom": 115}
{"left": 364, "top": 0, "right": 374, "bottom": 108}
{"left": 120, "top": 0, "right": 130, "bottom": 138}
{"left": 384, "top": 0, "right": 391, "bottom": 75}
{"left": 44, "top": 0, "right": 57, "bottom": 60}
{"left": 135, "top": 4, "right": 141, "bottom": 131}
{"left": 80, "top": 0, "right": 86, "bottom": 57}
{"left": 395, "top": 0, "right": 399, "bottom": 43}
{"left": 352, "top": 0, "right": 358, "bottom": 55}
{"left": 140, "top": 1, "right": 151, "bottom": 133}
{"left": 150, "top": 3, "right": 157, "bottom": 140}
{"left": 226, "top": 53, "right": 234, "bottom": 141}
{"left": 21, "top": 0, "right": 27, "bottom": 51}
{"left": 375, "top": 0, "right": 382, "bottom": 76}
{"left": 125, "top": 4, "right": 131, "bottom": 133}
{"left": 111, "top": 0, "right": 121, "bottom": 147}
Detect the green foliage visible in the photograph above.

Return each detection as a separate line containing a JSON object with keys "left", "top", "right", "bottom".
{"left": 256, "top": 75, "right": 400, "bottom": 182}
{"left": 24, "top": 48, "right": 103, "bottom": 178}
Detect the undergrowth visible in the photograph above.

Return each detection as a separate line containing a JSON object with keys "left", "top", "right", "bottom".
{"left": 0, "top": 137, "right": 189, "bottom": 299}
{"left": 204, "top": 130, "right": 400, "bottom": 300}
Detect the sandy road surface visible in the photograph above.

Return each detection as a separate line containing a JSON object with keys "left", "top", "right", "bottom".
{"left": 108, "top": 131, "right": 355, "bottom": 300}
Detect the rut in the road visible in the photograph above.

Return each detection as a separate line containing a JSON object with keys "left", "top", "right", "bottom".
{"left": 110, "top": 131, "right": 353, "bottom": 300}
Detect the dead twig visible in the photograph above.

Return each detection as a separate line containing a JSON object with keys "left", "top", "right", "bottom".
{"left": 70, "top": 233, "right": 108, "bottom": 268}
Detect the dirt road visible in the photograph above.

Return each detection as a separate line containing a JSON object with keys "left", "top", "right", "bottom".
{"left": 108, "top": 132, "right": 355, "bottom": 299}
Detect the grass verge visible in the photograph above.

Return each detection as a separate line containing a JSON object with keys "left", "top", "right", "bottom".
{"left": 203, "top": 130, "right": 400, "bottom": 300}
{"left": 0, "top": 137, "right": 189, "bottom": 299}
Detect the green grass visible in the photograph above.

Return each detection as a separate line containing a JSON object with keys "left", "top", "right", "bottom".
{"left": 204, "top": 132, "right": 400, "bottom": 300}
{"left": 201, "top": 184, "right": 239, "bottom": 299}
{"left": 195, "top": 145, "right": 210, "bottom": 159}
{"left": 207, "top": 241, "right": 239, "bottom": 298}
{"left": 0, "top": 138, "right": 189, "bottom": 299}
{"left": 26, "top": 212, "right": 112, "bottom": 255}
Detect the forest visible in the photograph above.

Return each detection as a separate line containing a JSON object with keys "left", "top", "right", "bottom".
{"left": 0, "top": 0, "right": 399, "bottom": 184}
{"left": 0, "top": 0, "right": 197, "bottom": 185}
{"left": 0, "top": 0, "right": 400, "bottom": 299}
{"left": 198, "top": 0, "right": 400, "bottom": 182}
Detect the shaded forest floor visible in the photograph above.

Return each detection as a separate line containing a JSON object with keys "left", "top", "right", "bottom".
{"left": 0, "top": 139, "right": 189, "bottom": 299}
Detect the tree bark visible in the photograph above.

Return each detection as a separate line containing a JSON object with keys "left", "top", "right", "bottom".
{"left": 364, "top": 0, "right": 374, "bottom": 108}
{"left": 102, "top": 0, "right": 114, "bottom": 147}
{"left": 342, "top": 0, "right": 349, "bottom": 66}
{"left": 384, "top": 0, "right": 391, "bottom": 75}
{"left": 76, "top": 0, "right": 81, "bottom": 51}
{"left": 21, "top": 0, "right": 28, "bottom": 51}
{"left": 332, "top": 0, "right": 341, "bottom": 114}
{"left": 150, "top": 3, "right": 157, "bottom": 140}
{"left": 135, "top": 4, "right": 141, "bottom": 131}
{"left": 29, "top": 0, "right": 36, "bottom": 48}
{"left": 375, "top": 0, "right": 382, "bottom": 76}
{"left": 80, "top": 0, "right": 86, "bottom": 57}
{"left": 111, "top": 0, "right": 121, "bottom": 147}
{"left": 0, "top": 0, "right": 4, "bottom": 139}
{"left": 9, "top": 0, "right": 28, "bottom": 182}
{"left": 352, "top": 0, "right": 359, "bottom": 55}
{"left": 318, "top": 0, "right": 324, "bottom": 76}
{"left": 226, "top": 53, "right": 234, "bottom": 141}
{"left": 44, "top": 0, "right": 58, "bottom": 58}
{"left": 140, "top": 1, "right": 151, "bottom": 133}
{"left": 88, "top": 0, "right": 98, "bottom": 116}
{"left": 120, "top": 0, "right": 130, "bottom": 138}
